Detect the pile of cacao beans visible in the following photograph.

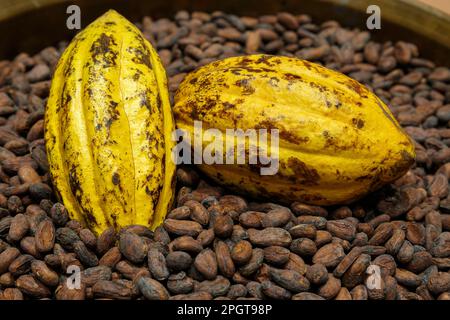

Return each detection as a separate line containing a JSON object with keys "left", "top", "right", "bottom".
{"left": 0, "top": 11, "right": 449, "bottom": 300}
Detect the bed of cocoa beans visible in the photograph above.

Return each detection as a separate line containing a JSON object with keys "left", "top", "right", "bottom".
{"left": 0, "top": 11, "right": 449, "bottom": 300}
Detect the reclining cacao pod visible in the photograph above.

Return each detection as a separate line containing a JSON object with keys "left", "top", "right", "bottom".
{"left": 173, "top": 55, "right": 415, "bottom": 205}
{"left": 45, "top": 10, "right": 176, "bottom": 235}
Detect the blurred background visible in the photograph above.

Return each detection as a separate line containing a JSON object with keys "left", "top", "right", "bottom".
{"left": 422, "top": 0, "right": 450, "bottom": 14}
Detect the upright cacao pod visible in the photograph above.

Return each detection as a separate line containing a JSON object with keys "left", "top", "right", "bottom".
{"left": 45, "top": 10, "right": 176, "bottom": 235}
{"left": 173, "top": 55, "right": 415, "bottom": 205}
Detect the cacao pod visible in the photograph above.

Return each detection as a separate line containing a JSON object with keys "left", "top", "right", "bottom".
{"left": 45, "top": 10, "right": 176, "bottom": 235}
{"left": 173, "top": 55, "right": 415, "bottom": 205}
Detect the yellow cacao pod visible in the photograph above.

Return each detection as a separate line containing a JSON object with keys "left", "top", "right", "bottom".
{"left": 173, "top": 55, "right": 415, "bottom": 205}
{"left": 45, "top": 10, "right": 176, "bottom": 235}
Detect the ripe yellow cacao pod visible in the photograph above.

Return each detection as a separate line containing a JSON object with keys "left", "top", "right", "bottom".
{"left": 45, "top": 10, "right": 176, "bottom": 235}
{"left": 173, "top": 55, "right": 415, "bottom": 205}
